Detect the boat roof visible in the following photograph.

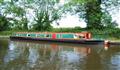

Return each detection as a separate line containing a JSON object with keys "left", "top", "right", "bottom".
{"left": 15, "top": 32, "right": 90, "bottom": 34}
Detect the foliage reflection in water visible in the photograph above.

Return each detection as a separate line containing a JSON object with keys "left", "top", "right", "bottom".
{"left": 0, "top": 40, "right": 120, "bottom": 70}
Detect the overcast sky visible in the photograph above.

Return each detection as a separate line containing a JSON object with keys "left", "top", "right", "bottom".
{"left": 52, "top": 14, "right": 86, "bottom": 28}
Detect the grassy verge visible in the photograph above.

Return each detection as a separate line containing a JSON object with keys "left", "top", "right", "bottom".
{"left": 0, "top": 31, "right": 13, "bottom": 36}
{"left": 0, "top": 31, "right": 12, "bottom": 38}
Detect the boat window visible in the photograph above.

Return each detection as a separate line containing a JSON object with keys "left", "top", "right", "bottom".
{"left": 28, "top": 34, "right": 30, "bottom": 36}
{"left": 46, "top": 34, "right": 50, "bottom": 38}
{"left": 79, "top": 36, "right": 85, "bottom": 38}
{"left": 74, "top": 35, "right": 78, "bottom": 39}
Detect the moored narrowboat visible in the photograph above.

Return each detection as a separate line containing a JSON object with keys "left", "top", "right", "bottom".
{"left": 10, "top": 32, "right": 104, "bottom": 44}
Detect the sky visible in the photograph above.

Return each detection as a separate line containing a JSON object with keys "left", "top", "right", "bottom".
{"left": 52, "top": 14, "right": 86, "bottom": 28}
{"left": 111, "top": 11, "right": 120, "bottom": 27}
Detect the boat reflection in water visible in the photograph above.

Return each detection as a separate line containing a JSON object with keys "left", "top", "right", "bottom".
{"left": 3, "top": 41, "right": 96, "bottom": 69}
{"left": 3, "top": 40, "right": 120, "bottom": 70}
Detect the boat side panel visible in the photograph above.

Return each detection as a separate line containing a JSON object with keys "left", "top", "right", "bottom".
{"left": 27, "top": 34, "right": 36, "bottom": 37}
{"left": 61, "top": 34, "right": 74, "bottom": 39}
{"left": 15, "top": 33, "right": 27, "bottom": 37}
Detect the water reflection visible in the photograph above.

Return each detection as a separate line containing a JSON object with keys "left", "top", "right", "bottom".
{"left": 27, "top": 47, "right": 39, "bottom": 67}
{"left": 4, "top": 41, "right": 23, "bottom": 63}
{"left": 2, "top": 41, "right": 94, "bottom": 70}
{"left": 0, "top": 40, "right": 120, "bottom": 70}
{"left": 111, "top": 54, "right": 120, "bottom": 70}
{"left": 100, "top": 46, "right": 120, "bottom": 70}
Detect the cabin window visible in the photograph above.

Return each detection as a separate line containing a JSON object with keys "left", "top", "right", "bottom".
{"left": 79, "top": 36, "right": 85, "bottom": 38}
{"left": 27, "top": 34, "right": 30, "bottom": 37}
{"left": 74, "top": 35, "right": 78, "bottom": 39}
{"left": 46, "top": 34, "right": 51, "bottom": 38}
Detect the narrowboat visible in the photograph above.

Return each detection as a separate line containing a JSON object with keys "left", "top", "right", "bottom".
{"left": 10, "top": 32, "right": 104, "bottom": 44}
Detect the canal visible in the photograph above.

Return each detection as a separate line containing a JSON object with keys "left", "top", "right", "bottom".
{"left": 0, "top": 39, "right": 120, "bottom": 70}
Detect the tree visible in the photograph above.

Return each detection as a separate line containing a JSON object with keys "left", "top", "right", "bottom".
{"left": 33, "top": 11, "right": 53, "bottom": 31}
{"left": 0, "top": 15, "right": 10, "bottom": 31}
{"left": 0, "top": 0, "right": 3, "bottom": 3}
{"left": 102, "top": 13, "right": 118, "bottom": 28}
{"left": 2, "top": 0, "right": 28, "bottom": 30}
{"left": 85, "top": 0, "right": 103, "bottom": 29}
{"left": 67, "top": 0, "right": 120, "bottom": 29}
{"left": 62, "top": 0, "right": 103, "bottom": 29}
{"left": 32, "top": 0, "right": 61, "bottom": 31}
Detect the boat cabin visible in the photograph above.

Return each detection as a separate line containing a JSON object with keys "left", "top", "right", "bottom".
{"left": 13, "top": 32, "right": 91, "bottom": 40}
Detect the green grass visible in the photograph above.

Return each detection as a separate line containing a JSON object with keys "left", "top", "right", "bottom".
{"left": 0, "top": 31, "right": 13, "bottom": 36}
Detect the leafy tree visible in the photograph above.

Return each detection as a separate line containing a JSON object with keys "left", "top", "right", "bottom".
{"left": 62, "top": 0, "right": 102, "bottom": 29}
{"left": 102, "top": 13, "right": 118, "bottom": 28}
{"left": 0, "top": 0, "right": 62, "bottom": 31}
{"left": 31, "top": 0, "right": 61, "bottom": 31}
{"left": 67, "top": 0, "right": 120, "bottom": 29}
{"left": 85, "top": 0, "right": 102, "bottom": 29}
{"left": 2, "top": 0, "right": 28, "bottom": 30}
{"left": 0, "top": 15, "right": 10, "bottom": 31}
{"left": 33, "top": 11, "right": 53, "bottom": 31}
{"left": 0, "top": 0, "right": 4, "bottom": 3}
{"left": 21, "top": 17, "right": 28, "bottom": 30}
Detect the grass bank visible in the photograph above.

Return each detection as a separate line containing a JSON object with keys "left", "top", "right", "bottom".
{"left": 0, "top": 31, "right": 12, "bottom": 38}
{"left": 0, "top": 31, "right": 13, "bottom": 36}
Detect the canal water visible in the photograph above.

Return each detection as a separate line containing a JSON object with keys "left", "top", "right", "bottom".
{"left": 0, "top": 39, "right": 120, "bottom": 70}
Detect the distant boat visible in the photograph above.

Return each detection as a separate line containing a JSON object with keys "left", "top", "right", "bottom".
{"left": 10, "top": 32, "right": 104, "bottom": 44}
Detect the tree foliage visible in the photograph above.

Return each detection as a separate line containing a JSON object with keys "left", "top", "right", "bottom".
{"left": 102, "top": 13, "right": 118, "bottom": 28}
{"left": 0, "top": 0, "right": 4, "bottom": 3}
{"left": 67, "top": 0, "right": 120, "bottom": 29}
{"left": 33, "top": 11, "right": 52, "bottom": 31}
{"left": 0, "top": 15, "right": 9, "bottom": 31}
{"left": 0, "top": 0, "right": 28, "bottom": 31}
{"left": 0, "top": 0, "right": 120, "bottom": 32}
{"left": 31, "top": 0, "right": 61, "bottom": 31}
{"left": 85, "top": 0, "right": 102, "bottom": 29}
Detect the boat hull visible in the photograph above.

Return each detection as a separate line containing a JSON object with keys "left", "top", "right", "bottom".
{"left": 10, "top": 36, "right": 104, "bottom": 45}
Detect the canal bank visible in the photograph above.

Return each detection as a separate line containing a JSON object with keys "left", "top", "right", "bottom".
{"left": 0, "top": 36, "right": 10, "bottom": 39}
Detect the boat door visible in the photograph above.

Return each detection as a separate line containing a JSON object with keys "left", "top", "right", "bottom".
{"left": 86, "top": 32, "right": 91, "bottom": 39}
{"left": 52, "top": 33, "right": 56, "bottom": 39}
